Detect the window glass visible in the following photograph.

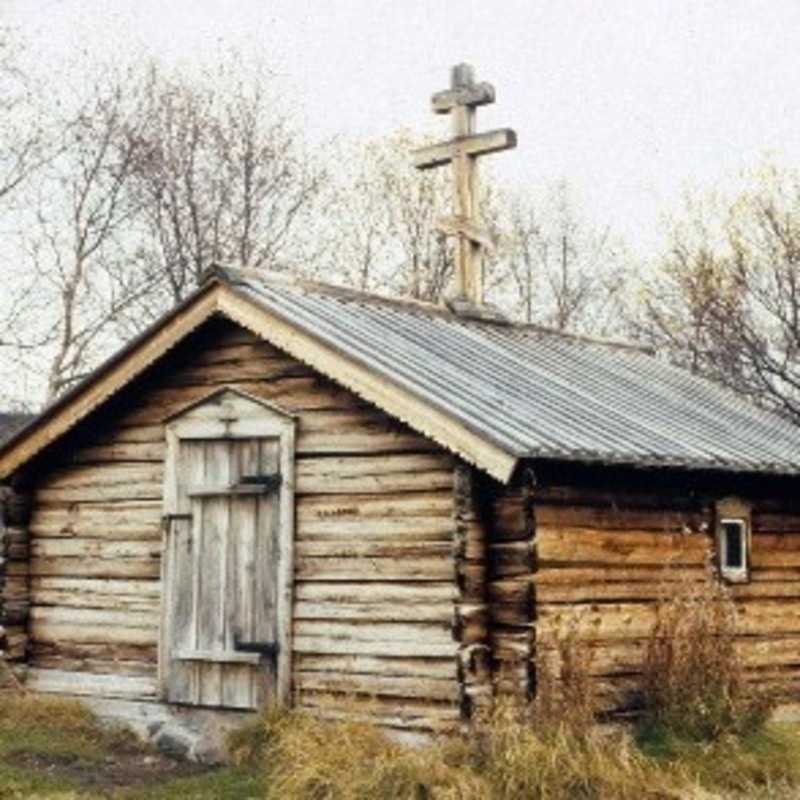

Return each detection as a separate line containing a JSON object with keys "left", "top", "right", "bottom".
{"left": 723, "top": 521, "right": 744, "bottom": 569}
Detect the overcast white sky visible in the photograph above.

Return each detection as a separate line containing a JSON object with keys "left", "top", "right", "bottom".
{"left": 5, "top": 0, "right": 800, "bottom": 252}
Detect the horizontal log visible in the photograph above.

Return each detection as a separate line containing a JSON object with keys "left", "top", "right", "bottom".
{"left": 488, "top": 577, "right": 533, "bottom": 605}
{"left": 72, "top": 442, "right": 166, "bottom": 464}
{"left": 736, "top": 601, "right": 800, "bottom": 635}
{"left": 537, "top": 603, "right": 656, "bottom": 642}
{"left": 489, "top": 541, "right": 534, "bottom": 577}
{"left": 111, "top": 425, "right": 165, "bottom": 443}
{"left": 293, "top": 636, "right": 457, "bottom": 658}
{"left": 536, "top": 582, "right": 676, "bottom": 604}
{"left": 36, "top": 483, "right": 162, "bottom": 504}
{"left": 492, "top": 496, "right": 531, "bottom": 541}
{"left": 490, "top": 603, "right": 531, "bottom": 627}
{"left": 30, "top": 641, "right": 157, "bottom": 664}
{"left": 490, "top": 629, "right": 532, "bottom": 662}
{"left": 188, "top": 340, "right": 284, "bottom": 365}
{"left": 31, "top": 540, "right": 160, "bottom": 560}
{"left": 294, "top": 653, "right": 456, "bottom": 679}
{"left": 30, "top": 606, "right": 158, "bottom": 628}
{"left": 297, "top": 517, "right": 455, "bottom": 541}
{"left": 37, "top": 464, "right": 163, "bottom": 492}
{"left": 296, "top": 670, "right": 458, "bottom": 701}
{"left": 117, "top": 379, "right": 365, "bottom": 426}
{"left": 538, "top": 635, "right": 800, "bottom": 678}
{"left": 296, "top": 557, "right": 453, "bottom": 581}
{"left": 296, "top": 454, "right": 453, "bottom": 495}
{"left": 30, "top": 501, "right": 163, "bottom": 539}
{"left": 30, "top": 655, "right": 158, "bottom": 677}
{"left": 753, "top": 513, "right": 800, "bottom": 533}
{"left": 30, "top": 621, "right": 157, "bottom": 646}
{"left": 26, "top": 668, "right": 158, "bottom": 700}
{"left": 294, "top": 620, "right": 452, "bottom": 644}
{"left": 162, "top": 357, "right": 309, "bottom": 388}
{"left": 535, "top": 503, "right": 707, "bottom": 533}
{"left": 730, "top": 582, "right": 800, "bottom": 600}
{"left": 296, "top": 492, "right": 452, "bottom": 521}
{"left": 296, "top": 692, "right": 460, "bottom": 732}
{"left": 298, "top": 431, "right": 435, "bottom": 456}
{"left": 536, "top": 599, "right": 800, "bottom": 641}
{"left": 31, "top": 577, "right": 160, "bottom": 612}
{"left": 537, "top": 528, "right": 709, "bottom": 567}
{"left": 30, "top": 557, "right": 160, "bottom": 579}
{"left": 294, "top": 601, "right": 453, "bottom": 623}
{"left": 294, "top": 581, "right": 456, "bottom": 604}
{"left": 532, "top": 486, "right": 706, "bottom": 511}
{"left": 534, "top": 565, "right": 707, "bottom": 585}
{"left": 296, "top": 541, "right": 452, "bottom": 559}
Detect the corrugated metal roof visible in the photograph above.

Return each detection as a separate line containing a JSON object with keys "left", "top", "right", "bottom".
{"left": 233, "top": 272, "right": 800, "bottom": 476}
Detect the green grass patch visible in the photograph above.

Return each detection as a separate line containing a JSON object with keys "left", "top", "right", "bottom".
{"left": 0, "top": 692, "right": 261, "bottom": 800}
{"left": 121, "top": 766, "right": 261, "bottom": 800}
{"left": 638, "top": 722, "right": 800, "bottom": 798}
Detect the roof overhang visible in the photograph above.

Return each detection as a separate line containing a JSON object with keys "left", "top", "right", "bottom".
{"left": 0, "top": 279, "right": 517, "bottom": 483}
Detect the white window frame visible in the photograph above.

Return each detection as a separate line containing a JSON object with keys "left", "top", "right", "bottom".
{"left": 718, "top": 517, "right": 749, "bottom": 583}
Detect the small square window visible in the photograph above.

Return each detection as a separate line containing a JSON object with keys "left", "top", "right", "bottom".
{"left": 719, "top": 518, "right": 748, "bottom": 582}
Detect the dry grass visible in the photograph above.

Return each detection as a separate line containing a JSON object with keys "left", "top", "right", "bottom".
{"left": 256, "top": 602, "right": 800, "bottom": 800}
{"left": 640, "top": 566, "right": 774, "bottom": 741}
{"left": 259, "top": 703, "right": 691, "bottom": 800}
{"left": 259, "top": 705, "right": 800, "bottom": 800}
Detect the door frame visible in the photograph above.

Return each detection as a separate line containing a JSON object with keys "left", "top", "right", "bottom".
{"left": 160, "top": 386, "right": 296, "bottom": 707}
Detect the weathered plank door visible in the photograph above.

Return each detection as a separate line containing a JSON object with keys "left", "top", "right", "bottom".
{"left": 160, "top": 388, "right": 295, "bottom": 710}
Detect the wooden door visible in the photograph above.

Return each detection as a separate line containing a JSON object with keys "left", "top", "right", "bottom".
{"left": 161, "top": 389, "right": 295, "bottom": 710}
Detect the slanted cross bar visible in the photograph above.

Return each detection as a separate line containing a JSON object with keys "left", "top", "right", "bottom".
{"left": 414, "top": 64, "right": 517, "bottom": 305}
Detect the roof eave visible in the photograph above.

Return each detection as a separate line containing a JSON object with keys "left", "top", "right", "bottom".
{"left": 0, "top": 277, "right": 519, "bottom": 484}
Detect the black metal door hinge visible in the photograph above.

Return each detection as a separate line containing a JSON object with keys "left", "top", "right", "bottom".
{"left": 233, "top": 634, "right": 280, "bottom": 659}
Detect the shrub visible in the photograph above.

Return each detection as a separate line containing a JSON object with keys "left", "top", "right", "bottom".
{"left": 640, "top": 566, "right": 774, "bottom": 741}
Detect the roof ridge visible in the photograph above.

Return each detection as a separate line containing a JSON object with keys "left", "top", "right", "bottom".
{"left": 211, "top": 264, "right": 654, "bottom": 355}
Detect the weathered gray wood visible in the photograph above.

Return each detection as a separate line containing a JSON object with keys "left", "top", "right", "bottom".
{"left": 413, "top": 65, "right": 517, "bottom": 306}
{"left": 174, "top": 649, "right": 261, "bottom": 665}
{"left": 161, "top": 388, "right": 295, "bottom": 712}
{"left": 26, "top": 668, "right": 158, "bottom": 699}
{"left": 413, "top": 128, "right": 518, "bottom": 170}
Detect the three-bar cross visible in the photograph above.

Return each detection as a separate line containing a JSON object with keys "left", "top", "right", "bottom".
{"left": 413, "top": 64, "right": 517, "bottom": 306}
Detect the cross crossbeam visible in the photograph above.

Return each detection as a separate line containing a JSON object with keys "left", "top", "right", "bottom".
{"left": 413, "top": 63, "right": 517, "bottom": 306}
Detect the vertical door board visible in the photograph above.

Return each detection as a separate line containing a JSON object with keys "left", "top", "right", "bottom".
{"left": 160, "top": 388, "right": 296, "bottom": 710}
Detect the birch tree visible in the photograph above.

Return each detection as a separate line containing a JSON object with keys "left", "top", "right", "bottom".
{"left": 0, "top": 25, "right": 47, "bottom": 204}
{"left": 492, "top": 182, "right": 630, "bottom": 335}
{"left": 319, "top": 131, "right": 507, "bottom": 303}
{"left": 127, "top": 64, "right": 325, "bottom": 313}
{"left": 12, "top": 69, "right": 156, "bottom": 401}
{"left": 636, "top": 165, "right": 800, "bottom": 421}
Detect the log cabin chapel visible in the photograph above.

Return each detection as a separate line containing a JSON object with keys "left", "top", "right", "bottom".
{"left": 1, "top": 64, "right": 800, "bottom": 757}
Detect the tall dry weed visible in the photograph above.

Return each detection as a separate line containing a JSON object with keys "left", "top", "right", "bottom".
{"left": 641, "top": 565, "right": 773, "bottom": 741}
{"left": 530, "top": 611, "right": 598, "bottom": 736}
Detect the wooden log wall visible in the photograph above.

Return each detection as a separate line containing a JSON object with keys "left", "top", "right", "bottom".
{"left": 524, "top": 482, "right": 800, "bottom": 714}
{"left": 453, "top": 464, "right": 491, "bottom": 721}
{"left": 0, "top": 485, "right": 31, "bottom": 677}
{"left": 23, "top": 318, "right": 462, "bottom": 734}
{"left": 487, "top": 474, "right": 535, "bottom": 701}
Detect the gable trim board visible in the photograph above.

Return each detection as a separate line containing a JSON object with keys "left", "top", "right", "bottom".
{"left": 215, "top": 288, "right": 516, "bottom": 482}
{"left": 0, "top": 279, "right": 517, "bottom": 483}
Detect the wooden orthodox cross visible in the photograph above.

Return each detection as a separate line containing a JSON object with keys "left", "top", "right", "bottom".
{"left": 414, "top": 64, "right": 517, "bottom": 306}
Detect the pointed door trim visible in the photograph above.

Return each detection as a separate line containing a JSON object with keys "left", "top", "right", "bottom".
{"left": 160, "top": 386, "right": 296, "bottom": 707}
